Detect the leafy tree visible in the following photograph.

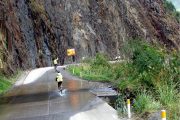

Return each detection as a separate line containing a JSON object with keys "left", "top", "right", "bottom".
{"left": 163, "top": 0, "right": 180, "bottom": 22}
{"left": 164, "top": 0, "right": 176, "bottom": 12}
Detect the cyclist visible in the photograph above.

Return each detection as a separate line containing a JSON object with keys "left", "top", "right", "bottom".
{"left": 53, "top": 57, "right": 58, "bottom": 72}
{"left": 56, "top": 72, "right": 63, "bottom": 92}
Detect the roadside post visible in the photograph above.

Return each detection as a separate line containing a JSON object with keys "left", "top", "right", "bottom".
{"left": 161, "top": 110, "right": 166, "bottom": 120}
{"left": 0, "top": 58, "right": 3, "bottom": 69}
{"left": 80, "top": 72, "right": 82, "bottom": 78}
{"left": 80, "top": 72, "right": 83, "bottom": 87}
{"left": 73, "top": 68, "right": 75, "bottom": 74}
{"left": 127, "top": 99, "right": 131, "bottom": 119}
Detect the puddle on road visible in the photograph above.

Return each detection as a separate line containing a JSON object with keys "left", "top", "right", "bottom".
{"left": 50, "top": 79, "right": 96, "bottom": 110}
{"left": 57, "top": 89, "right": 67, "bottom": 96}
{"left": 62, "top": 79, "right": 119, "bottom": 110}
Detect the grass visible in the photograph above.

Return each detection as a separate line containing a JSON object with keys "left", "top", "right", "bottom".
{"left": 157, "top": 83, "right": 179, "bottom": 106}
{"left": 29, "top": 0, "right": 46, "bottom": 15}
{"left": 67, "top": 39, "right": 180, "bottom": 119}
{"left": 68, "top": 54, "right": 114, "bottom": 82}
{"left": 0, "top": 76, "right": 11, "bottom": 94}
{"left": 133, "top": 92, "right": 161, "bottom": 114}
{"left": 167, "top": 103, "right": 180, "bottom": 120}
{"left": 0, "top": 70, "right": 22, "bottom": 94}
{"left": 68, "top": 64, "right": 113, "bottom": 82}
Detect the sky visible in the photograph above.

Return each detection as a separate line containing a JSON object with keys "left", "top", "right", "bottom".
{"left": 169, "top": 0, "right": 180, "bottom": 11}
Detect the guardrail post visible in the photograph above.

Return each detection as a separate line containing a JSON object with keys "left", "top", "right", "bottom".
{"left": 127, "top": 99, "right": 131, "bottom": 119}
{"left": 80, "top": 72, "right": 82, "bottom": 78}
{"left": 73, "top": 68, "right": 75, "bottom": 74}
{"left": 161, "top": 110, "right": 166, "bottom": 120}
{"left": 0, "top": 59, "right": 3, "bottom": 69}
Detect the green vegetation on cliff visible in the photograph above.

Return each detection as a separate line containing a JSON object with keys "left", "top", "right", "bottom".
{"left": 0, "top": 71, "right": 22, "bottom": 94}
{"left": 0, "top": 75, "right": 12, "bottom": 94}
{"left": 68, "top": 40, "right": 180, "bottom": 119}
{"left": 29, "top": 0, "right": 46, "bottom": 15}
{"left": 68, "top": 54, "right": 113, "bottom": 82}
{"left": 164, "top": 0, "right": 180, "bottom": 22}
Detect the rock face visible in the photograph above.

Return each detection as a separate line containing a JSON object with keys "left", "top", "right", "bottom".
{"left": 0, "top": 0, "right": 179, "bottom": 73}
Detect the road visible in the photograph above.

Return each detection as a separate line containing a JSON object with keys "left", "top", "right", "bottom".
{"left": 0, "top": 67, "right": 120, "bottom": 120}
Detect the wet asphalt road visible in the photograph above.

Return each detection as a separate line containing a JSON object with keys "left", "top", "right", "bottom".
{"left": 0, "top": 67, "right": 119, "bottom": 120}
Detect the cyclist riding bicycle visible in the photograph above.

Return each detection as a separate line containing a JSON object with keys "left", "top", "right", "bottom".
{"left": 53, "top": 57, "right": 58, "bottom": 72}
{"left": 56, "top": 72, "right": 63, "bottom": 92}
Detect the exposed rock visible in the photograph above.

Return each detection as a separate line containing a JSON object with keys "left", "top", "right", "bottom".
{"left": 0, "top": 0, "right": 179, "bottom": 73}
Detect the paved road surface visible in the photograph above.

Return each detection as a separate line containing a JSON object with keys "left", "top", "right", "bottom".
{"left": 0, "top": 67, "right": 120, "bottom": 120}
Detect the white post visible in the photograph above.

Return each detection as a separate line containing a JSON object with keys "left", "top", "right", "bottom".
{"left": 0, "top": 59, "right": 3, "bottom": 68}
{"left": 80, "top": 72, "right": 82, "bottom": 78}
{"left": 161, "top": 110, "right": 166, "bottom": 120}
{"left": 127, "top": 99, "right": 131, "bottom": 119}
{"left": 73, "top": 68, "right": 75, "bottom": 74}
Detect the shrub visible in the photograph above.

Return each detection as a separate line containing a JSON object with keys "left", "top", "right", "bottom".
{"left": 118, "top": 40, "right": 166, "bottom": 90}
{"left": 81, "top": 57, "right": 93, "bottom": 64}
{"left": 167, "top": 103, "right": 180, "bottom": 120}
{"left": 133, "top": 91, "right": 161, "bottom": 114}
{"left": 67, "top": 53, "right": 114, "bottom": 82}
{"left": 68, "top": 65, "right": 83, "bottom": 76}
{"left": 29, "top": 0, "right": 46, "bottom": 15}
{"left": 118, "top": 40, "right": 180, "bottom": 118}
{"left": 116, "top": 94, "right": 127, "bottom": 116}
{"left": 68, "top": 39, "right": 180, "bottom": 119}
{"left": 157, "top": 83, "right": 179, "bottom": 106}
{"left": 0, "top": 75, "right": 12, "bottom": 94}
{"left": 90, "top": 53, "right": 110, "bottom": 68}
{"left": 163, "top": 0, "right": 180, "bottom": 22}
{"left": 174, "top": 11, "right": 180, "bottom": 22}
{"left": 163, "top": 0, "right": 176, "bottom": 12}
{"left": 131, "top": 41, "right": 165, "bottom": 73}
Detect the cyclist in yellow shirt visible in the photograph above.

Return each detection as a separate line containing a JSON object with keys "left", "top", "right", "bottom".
{"left": 56, "top": 72, "right": 63, "bottom": 92}
{"left": 53, "top": 57, "right": 58, "bottom": 71}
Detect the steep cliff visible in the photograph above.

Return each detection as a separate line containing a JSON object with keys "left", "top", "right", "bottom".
{"left": 0, "top": 0, "right": 179, "bottom": 73}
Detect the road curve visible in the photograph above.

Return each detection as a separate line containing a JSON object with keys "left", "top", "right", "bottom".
{"left": 0, "top": 66, "right": 121, "bottom": 120}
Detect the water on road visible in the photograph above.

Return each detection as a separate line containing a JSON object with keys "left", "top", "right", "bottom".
{"left": 0, "top": 68, "right": 119, "bottom": 120}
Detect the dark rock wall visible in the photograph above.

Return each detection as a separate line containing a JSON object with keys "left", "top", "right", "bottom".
{"left": 0, "top": 0, "right": 179, "bottom": 73}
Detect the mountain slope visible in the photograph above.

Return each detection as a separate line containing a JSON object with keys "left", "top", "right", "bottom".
{"left": 0, "top": 0, "right": 179, "bottom": 73}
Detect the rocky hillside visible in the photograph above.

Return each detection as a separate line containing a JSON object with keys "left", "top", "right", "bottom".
{"left": 0, "top": 0, "right": 179, "bottom": 73}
